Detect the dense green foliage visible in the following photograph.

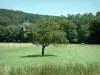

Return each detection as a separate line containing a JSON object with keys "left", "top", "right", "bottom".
{"left": 0, "top": 9, "right": 100, "bottom": 44}
{"left": 29, "top": 21, "right": 68, "bottom": 56}
{"left": 30, "top": 21, "right": 67, "bottom": 44}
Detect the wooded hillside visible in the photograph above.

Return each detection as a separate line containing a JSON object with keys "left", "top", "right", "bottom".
{"left": 0, "top": 9, "right": 100, "bottom": 44}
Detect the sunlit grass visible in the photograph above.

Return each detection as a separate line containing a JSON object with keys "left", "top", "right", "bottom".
{"left": 0, "top": 44, "right": 100, "bottom": 67}
{"left": 0, "top": 63, "right": 100, "bottom": 75}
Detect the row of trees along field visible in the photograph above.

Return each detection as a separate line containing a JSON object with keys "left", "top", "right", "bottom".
{"left": 0, "top": 9, "right": 100, "bottom": 44}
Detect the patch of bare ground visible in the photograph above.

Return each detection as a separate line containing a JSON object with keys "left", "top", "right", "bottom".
{"left": 0, "top": 43, "right": 36, "bottom": 47}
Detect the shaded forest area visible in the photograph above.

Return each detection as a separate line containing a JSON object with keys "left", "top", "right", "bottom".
{"left": 0, "top": 9, "right": 100, "bottom": 44}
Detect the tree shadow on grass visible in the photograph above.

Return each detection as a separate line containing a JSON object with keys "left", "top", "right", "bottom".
{"left": 20, "top": 54, "right": 57, "bottom": 58}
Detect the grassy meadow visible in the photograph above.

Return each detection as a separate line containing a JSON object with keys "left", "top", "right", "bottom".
{"left": 0, "top": 43, "right": 100, "bottom": 75}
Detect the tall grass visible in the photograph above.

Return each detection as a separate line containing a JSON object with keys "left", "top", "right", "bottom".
{"left": 0, "top": 63, "right": 100, "bottom": 75}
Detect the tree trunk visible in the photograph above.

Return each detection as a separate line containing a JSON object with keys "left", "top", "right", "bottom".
{"left": 42, "top": 43, "right": 45, "bottom": 56}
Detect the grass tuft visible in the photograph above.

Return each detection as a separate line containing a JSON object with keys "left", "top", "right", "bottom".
{"left": 0, "top": 63, "right": 100, "bottom": 75}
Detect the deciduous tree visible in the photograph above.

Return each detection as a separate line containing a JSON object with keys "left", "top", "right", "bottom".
{"left": 30, "top": 21, "right": 68, "bottom": 56}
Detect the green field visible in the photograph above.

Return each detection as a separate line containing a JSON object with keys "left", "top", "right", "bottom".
{"left": 0, "top": 44, "right": 100, "bottom": 67}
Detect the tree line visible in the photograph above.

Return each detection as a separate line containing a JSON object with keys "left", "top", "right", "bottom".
{"left": 0, "top": 9, "right": 100, "bottom": 44}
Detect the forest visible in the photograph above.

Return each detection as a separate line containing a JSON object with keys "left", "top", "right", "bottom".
{"left": 0, "top": 9, "right": 100, "bottom": 44}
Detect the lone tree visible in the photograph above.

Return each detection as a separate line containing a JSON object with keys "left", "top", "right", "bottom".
{"left": 29, "top": 21, "right": 68, "bottom": 56}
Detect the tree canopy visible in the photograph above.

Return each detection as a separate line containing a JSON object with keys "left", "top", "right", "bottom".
{"left": 0, "top": 9, "right": 100, "bottom": 44}
{"left": 29, "top": 21, "right": 68, "bottom": 56}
